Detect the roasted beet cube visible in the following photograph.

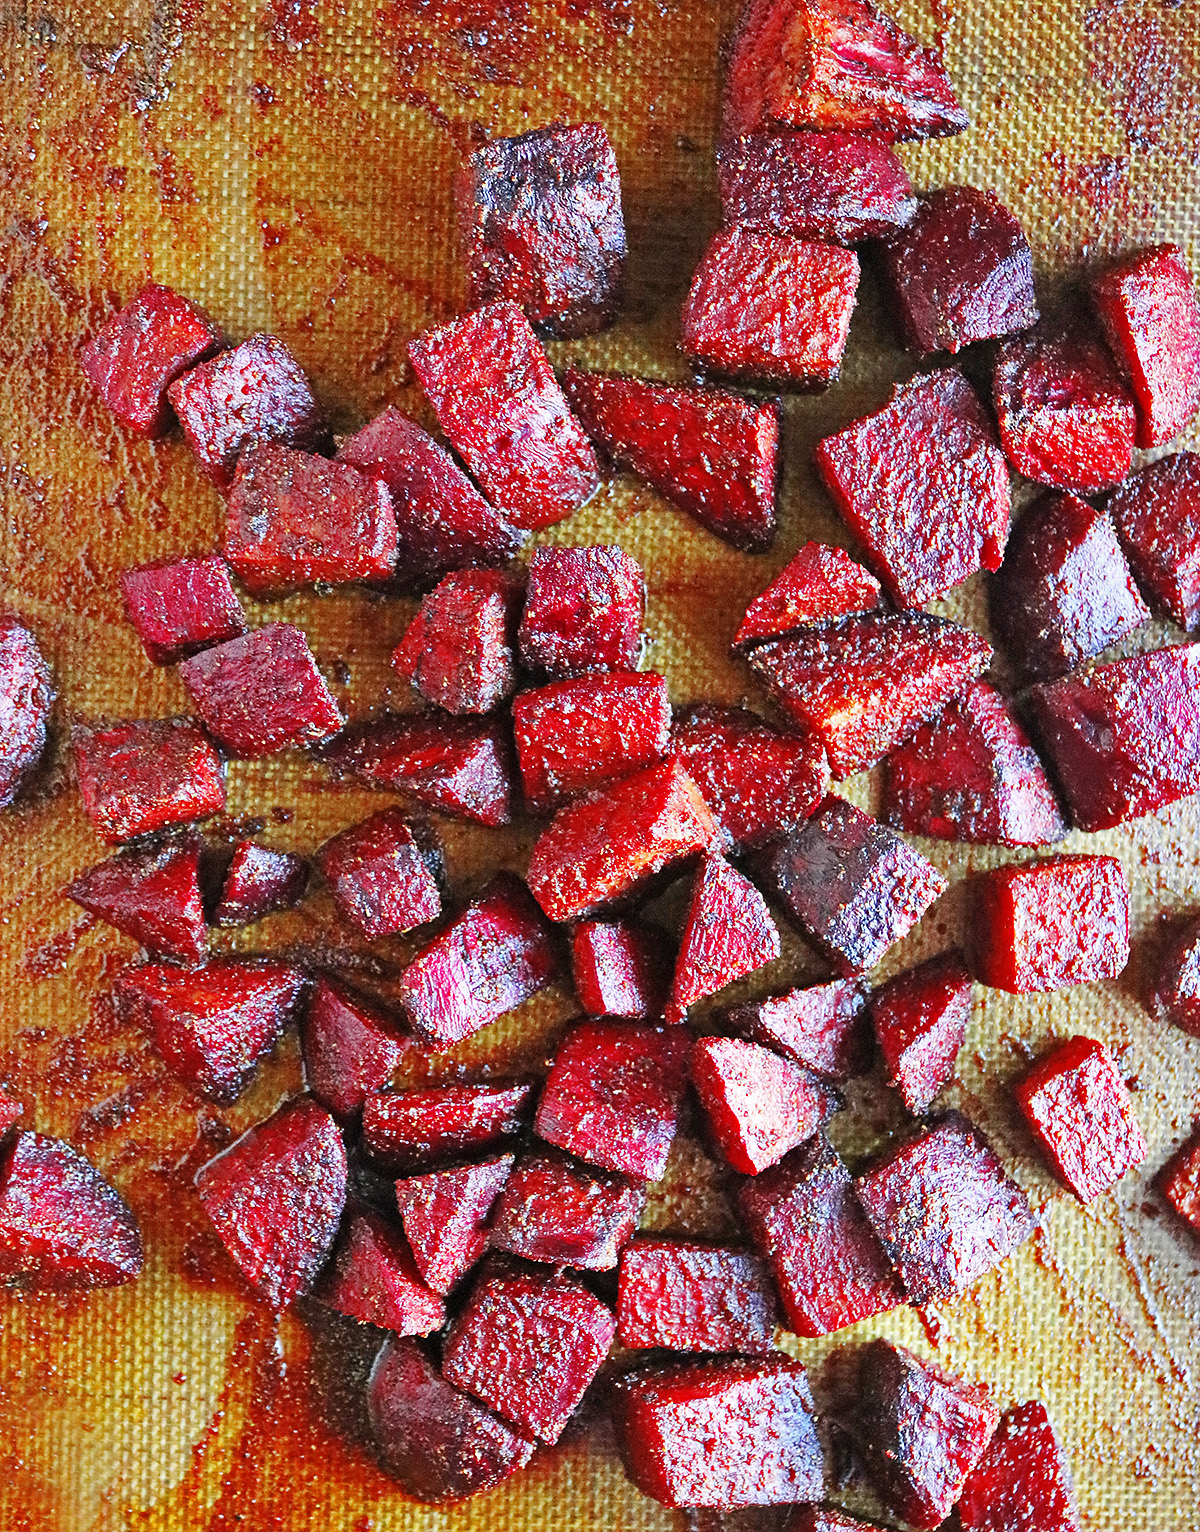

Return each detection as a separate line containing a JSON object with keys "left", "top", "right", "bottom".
{"left": 488, "top": 1148, "right": 644, "bottom": 1270}
{"left": 301, "top": 975, "right": 411, "bottom": 1122}
{"left": 737, "top": 1133, "right": 903, "bottom": 1335}
{"left": 970, "top": 854, "right": 1129, "bottom": 992}
{"left": 1159, "top": 1128, "right": 1200, "bottom": 1239}
{"left": 408, "top": 302, "right": 599, "bottom": 530}
{"left": 1088, "top": 244, "right": 1200, "bottom": 448}
{"left": 1014, "top": 1035, "right": 1145, "bottom": 1202}
{"left": 682, "top": 227, "right": 859, "bottom": 386}
{"left": 669, "top": 854, "right": 781, "bottom": 1022}
{"left": 120, "top": 556, "right": 246, "bottom": 665}
{"left": 456, "top": 122, "right": 626, "bottom": 338}
{"left": 315, "top": 809, "right": 442, "bottom": 940}
{"left": 563, "top": 368, "right": 778, "bottom": 552}
{"left": 179, "top": 623, "right": 343, "bottom": 757}
{"left": 693, "top": 1035, "right": 837, "bottom": 1175}
{"left": 518, "top": 544, "right": 644, "bottom": 678}
{"left": 396, "top": 1154, "right": 514, "bottom": 1294}
{"left": 1109, "top": 451, "right": 1200, "bottom": 629}
{"left": 617, "top": 1237, "right": 779, "bottom": 1353}
{"left": 882, "top": 679, "right": 1066, "bottom": 848}
{"left": 535, "top": 1020, "right": 692, "bottom": 1180}
{"left": 726, "top": 977, "right": 869, "bottom": 1081}
{"left": 733, "top": 541, "right": 883, "bottom": 651}
{"left": 363, "top": 1081, "right": 535, "bottom": 1173}
{"left": 0, "top": 618, "right": 53, "bottom": 810}
{"left": 1153, "top": 914, "right": 1200, "bottom": 1037}
{"left": 393, "top": 569, "right": 519, "bottom": 716}
{"left": 80, "top": 283, "right": 222, "bottom": 437}
{"left": 322, "top": 1208, "right": 445, "bottom": 1335}
{"left": 213, "top": 840, "right": 309, "bottom": 926}
{"left": 74, "top": 718, "right": 224, "bottom": 843}
{"left": 755, "top": 797, "right": 946, "bottom": 975}
{"left": 443, "top": 1264, "right": 616, "bottom": 1442}
{"left": 611, "top": 1355, "right": 823, "bottom": 1507}
{"left": 868, "top": 950, "right": 972, "bottom": 1113}
{"left": 957, "top": 1400, "right": 1080, "bottom": 1532}
{"left": 855, "top": 1112, "right": 1035, "bottom": 1303}
{"left": 571, "top": 919, "right": 672, "bottom": 1020}
{"left": 68, "top": 838, "right": 207, "bottom": 962}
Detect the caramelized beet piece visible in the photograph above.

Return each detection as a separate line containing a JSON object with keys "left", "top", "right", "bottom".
{"left": 456, "top": 122, "right": 626, "bottom": 338}
{"left": 518, "top": 544, "right": 645, "bottom": 678}
{"left": 733, "top": 541, "right": 883, "bottom": 650}
{"left": 617, "top": 1237, "right": 779, "bottom": 1353}
{"left": 1159, "top": 1129, "right": 1200, "bottom": 1240}
{"left": 393, "top": 569, "right": 520, "bottom": 716}
{"left": 1153, "top": 914, "right": 1200, "bottom": 1037}
{"left": 322, "top": 1209, "right": 445, "bottom": 1334}
{"left": 571, "top": 919, "right": 673, "bottom": 1020}
{"left": 363, "top": 1081, "right": 535, "bottom": 1173}
{"left": 316, "top": 809, "right": 442, "bottom": 940}
{"left": 68, "top": 838, "right": 207, "bottom": 962}
{"left": 121, "top": 556, "right": 246, "bottom": 664}
{"left": 958, "top": 1400, "right": 1080, "bottom": 1532}
{"left": 562, "top": 368, "right": 779, "bottom": 552}
{"left": 1109, "top": 451, "right": 1200, "bottom": 629}
{"left": 488, "top": 1148, "right": 645, "bottom": 1270}
{"left": 726, "top": 977, "right": 869, "bottom": 1081}
{"left": 395, "top": 1154, "right": 514, "bottom": 1294}
{"left": 970, "top": 854, "right": 1130, "bottom": 993}
{"left": 0, "top": 619, "right": 53, "bottom": 809}
{"left": 1014, "top": 1035, "right": 1145, "bottom": 1203}
{"left": 868, "top": 950, "right": 972, "bottom": 1113}
{"left": 212, "top": 840, "right": 309, "bottom": 925}
{"left": 74, "top": 718, "right": 225, "bottom": 843}
{"left": 408, "top": 302, "right": 599, "bottom": 530}
{"left": 301, "top": 976, "right": 412, "bottom": 1122}
{"left": 693, "top": 1035, "right": 837, "bottom": 1175}
{"left": 682, "top": 227, "right": 859, "bottom": 386}
{"left": 855, "top": 1112, "right": 1035, "bottom": 1303}
{"left": 669, "top": 854, "right": 781, "bottom": 1022}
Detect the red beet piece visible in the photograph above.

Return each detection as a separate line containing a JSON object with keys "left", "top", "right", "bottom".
{"left": 456, "top": 122, "right": 626, "bottom": 339}
{"left": 733, "top": 541, "right": 883, "bottom": 650}
{"left": 1014, "top": 1035, "right": 1146, "bottom": 1203}
{"left": 723, "top": 0, "right": 969, "bottom": 140}
{"left": 487, "top": 1148, "right": 645, "bottom": 1270}
{"left": 787, "top": 1511, "right": 891, "bottom": 1532}
{"left": 0, "top": 619, "right": 52, "bottom": 810}
{"left": 563, "top": 368, "right": 779, "bottom": 552}
{"left": 395, "top": 1154, "right": 514, "bottom": 1294}
{"left": 815, "top": 370, "right": 1011, "bottom": 607}
{"left": 121, "top": 556, "right": 246, "bottom": 665}
{"left": 213, "top": 841, "right": 309, "bottom": 926}
{"left": 518, "top": 544, "right": 645, "bottom": 678}
{"left": 958, "top": 1400, "right": 1080, "bottom": 1532}
{"left": 611, "top": 1355, "right": 824, "bottom": 1508}
{"left": 726, "top": 977, "right": 869, "bottom": 1081}
{"left": 737, "top": 1133, "right": 902, "bottom": 1335}
{"left": 571, "top": 919, "right": 673, "bottom": 1020}
{"left": 682, "top": 227, "right": 859, "bottom": 386}
{"left": 669, "top": 854, "right": 781, "bottom": 1023}
{"left": 970, "top": 854, "right": 1130, "bottom": 993}
{"left": 195, "top": 1097, "right": 347, "bottom": 1309}
{"left": 527, "top": 759, "right": 717, "bottom": 923}
{"left": 408, "top": 302, "right": 599, "bottom": 530}
{"left": 179, "top": 623, "right": 343, "bottom": 757}
{"left": 617, "top": 1237, "right": 779, "bottom": 1353}
{"left": 669, "top": 704, "right": 830, "bottom": 851}
{"left": 393, "top": 569, "right": 520, "bottom": 716}
{"left": 443, "top": 1264, "right": 616, "bottom": 1442}
{"left": 882, "top": 679, "right": 1066, "bottom": 847}
{"left": 363, "top": 1081, "right": 535, "bottom": 1173}
{"left": 855, "top": 1112, "right": 1035, "bottom": 1303}
{"left": 337, "top": 407, "right": 523, "bottom": 590}
{"left": 868, "top": 950, "right": 972, "bottom": 1113}
{"left": 1153, "top": 914, "right": 1200, "bottom": 1037}
{"left": 68, "top": 838, "right": 207, "bottom": 962}
{"left": 368, "top": 1336, "right": 537, "bottom": 1502}
{"left": 0, "top": 1094, "right": 21, "bottom": 1136}
{"left": 116, "top": 958, "right": 306, "bottom": 1103}
{"left": 1109, "top": 451, "right": 1200, "bottom": 629}
{"left": 74, "top": 718, "right": 225, "bottom": 843}
{"left": 80, "top": 284, "right": 222, "bottom": 437}
{"left": 1088, "top": 244, "right": 1200, "bottom": 448}
{"left": 693, "top": 1035, "right": 837, "bottom": 1175}
{"left": 316, "top": 809, "right": 442, "bottom": 940}
{"left": 534, "top": 1020, "right": 692, "bottom": 1180}
{"left": 167, "top": 332, "right": 329, "bottom": 491}
{"left": 397, "top": 874, "right": 558, "bottom": 1048}
{"left": 301, "top": 976, "right": 412, "bottom": 1122}
{"left": 322, "top": 1209, "right": 445, "bottom": 1334}
{"left": 1160, "top": 1129, "right": 1200, "bottom": 1240}
{"left": 755, "top": 796, "right": 946, "bottom": 975}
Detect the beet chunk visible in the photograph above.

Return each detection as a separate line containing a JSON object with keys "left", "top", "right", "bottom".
{"left": 443, "top": 1264, "right": 616, "bottom": 1442}
{"left": 213, "top": 841, "right": 309, "bottom": 926}
{"left": 322, "top": 1209, "right": 445, "bottom": 1335}
{"left": 487, "top": 1148, "right": 645, "bottom": 1270}
{"left": 733, "top": 541, "right": 882, "bottom": 651}
{"left": 395, "top": 1154, "right": 514, "bottom": 1294}
{"left": 855, "top": 1112, "right": 1035, "bottom": 1303}
{"left": 669, "top": 854, "right": 781, "bottom": 1023}
{"left": 726, "top": 977, "right": 869, "bottom": 1081}
{"left": 167, "top": 332, "right": 329, "bottom": 491}
{"left": 518, "top": 544, "right": 644, "bottom": 678}
{"left": 0, "top": 619, "right": 52, "bottom": 809}
{"left": 611, "top": 1355, "right": 824, "bottom": 1508}
{"left": 121, "top": 556, "right": 246, "bottom": 665}
{"left": 316, "top": 809, "right": 442, "bottom": 940}
{"left": 455, "top": 122, "right": 626, "bottom": 338}
{"left": 869, "top": 950, "right": 972, "bottom": 1113}
{"left": 1153, "top": 913, "right": 1200, "bottom": 1037}
{"left": 1014, "top": 1036, "right": 1146, "bottom": 1203}
{"left": 74, "top": 718, "right": 224, "bottom": 843}
{"left": 682, "top": 227, "right": 859, "bottom": 386}
{"left": 68, "top": 838, "right": 207, "bottom": 962}
{"left": 571, "top": 919, "right": 672, "bottom": 1020}
{"left": 1109, "top": 451, "right": 1200, "bottom": 629}
{"left": 393, "top": 569, "right": 520, "bottom": 716}
{"left": 408, "top": 301, "right": 599, "bottom": 530}
{"left": 301, "top": 976, "right": 411, "bottom": 1122}
{"left": 363, "top": 1081, "right": 535, "bottom": 1173}
{"left": 882, "top": 680, "right": 1066, "bottom": 847}
{"left": 80, "top": 284, "right": 222, "bottom": 437}
{"left": 958, "top": 1400, "right": 1080, "bottom": 1532}
{"left": 1159, "top": 1129, "right": 1200, "bottom": 1240}
{"left": 194, "top": 1096, "right": 347, "bottom": 1309}
{"left": 617, "top": 1237, "right": 779, "bottom": 1353}
{"left": 693, "top": 1035, "right": 837, "bottom": 1175}
{"left": 179, "top": 623, "right": 343, "bottom": 757}
{"left": 563, "top": 368, "right": 778, "bottom": 552}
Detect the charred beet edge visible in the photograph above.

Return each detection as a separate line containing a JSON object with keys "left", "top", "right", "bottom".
{"left": 733, "top": 540, "right": 883, "bottom": 650}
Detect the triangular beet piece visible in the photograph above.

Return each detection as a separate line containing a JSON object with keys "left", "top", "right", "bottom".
{"left": 868, "top": 951, "right": 972, "bottom": 1114}
{"left": 68, "top": 838, "right": 207, "bottom": 962}
{"left": 727, "top": 978, "right": 869, "bottom": 1081}
{"left": 668, "top": 854, "right": 781, "bottom": 1023}
{"left": 212, "top": 841, "right": 309, "bottom": 926}
{"left": 733, "top": 541, "right": 883, "bottom": 650}
{"left": 692, "top": 1036, "right": 838, "bottom": 1174}
{"left": 301, "top": 975, "right": 413, "bottom": 1122}
{"left": 321, "top": 1208, "right": 445, "bottom": 1335}
{"left": 957, "top": 1399, "right": 1080, "bottom": 1532}
{"left": 395, "top": 1153, "right": 514, "bottom": 1294}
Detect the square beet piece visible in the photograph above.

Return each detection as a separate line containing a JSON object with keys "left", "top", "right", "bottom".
{"left": 1108, "top": 451, "right": 1200, "bottom": 630}
{"left": 487, "top": 1148, "right": 645, "bottom": 1271}
{"left": 392, "top": 569, "right": 520, "bottom": 716}
{"left": 315, "top": 809, "right": 442, "bottom": 940}
{"left": 121, "top": 556, "right": 246, "bottom": 665}
{"left": 517, "top": 544, "right": 645, "bottom": 678}
{"left": 74, "top": 718, "right": 225, "bottom": 843}
{"left": 617, "top": 1238, "right": 779, "bottom": 1353}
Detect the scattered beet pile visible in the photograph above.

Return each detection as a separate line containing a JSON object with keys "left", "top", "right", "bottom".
{"left": 4, "top": 0, "right": 1200, "bottom": 1524}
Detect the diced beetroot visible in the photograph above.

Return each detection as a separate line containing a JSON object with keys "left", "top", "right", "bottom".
{"left": 726, "top": 977, "right": 870, "bottom": 1081}
{"left": 534, "top": 1020, "right": 692, "bottom": 1180}
{"left": 787, "top": 1510, "right": 891, "bottom": 1532}
{"left": 970, "top": 854, "right": 1130, "bottom": 993}
{"left": 736, "top": 1133, "right": 903, "bottom": 1335}
{"left": 167, "top": 332, "right": 329, "bottom": 491}
{"left": 755, "top": 796, "right": 946, "bottom": 975}
{"left": 1014, "top": 1035, "right": 1146, "bottom": 1203}
{"left": 749, "top": 611, "right": 992, "bottom": 777}
{"left": 617, "top": 1237, "right": 779, "bottom": 1353}
{"left": 1087, "top": 244, "right": 1200, "bottom": 448}
{"left": 669, "top": 854, "right": 781, "bottom": 1023}
{"left": 321, "top": 1208, "right": 445, "bottom": 1334}
{"left": 301, "top": 975, "right": 412, "bottom": 1122}
{"left": 957, "top": 1400, "right": 1080, "bottom": 1532}
{"left": 0, "top": 619, "right": 53, "bottom": 810}
{"left": 455, "top": 122, "right": 626, "bottom": 339}
{"left": 682, "top": 227, "right": 859, "bottom": 386}
{"left": 733, "top": 541, "right": 883, "bottom": 651}
{"left": 408, "top": 302, "right": 599, "bottom": 530}
{"left": 868, "top": 950, "right": 972, "bottom": 1113}
{"left": 692, "top": 1035, "right": 837, "bottom": 1175}
{"left": 397, "top": 874, "right": 558, "bottom": 1048}
{"left": 395, "top": 1154, "right": 514, "bottom": 1294}
{"left": 120, "top": 556, "right": 246, "bottom": 665}
{"left": 195, "top": 1097, "right": 347, "bottom": 1310}
{"left": 1160, "top": 1129, "right": 1200, "bottom": 1240}
{"left": 855, "top": 1112, "right": 1035, "bottom": 1303}
{"left": 74, "top": 718, "right": 225, "bottom": 843}
{"left": 80, "top": 283, "right": 222, "bottom": 437}
{"left": 212, "top": 840, "right": 309, "bottom": 926}
{"left": 487, "top": 1148, "right": 645, "bottom": 1270}
{"left": 393, "top": 569, "right": 520, "bottom": 716}
{"left": 611, "top": 1355, "right": 824, "bottom": 1508}
{"left": 443, "top": 1264, "right": 616, "bottom": 1442}
{"left": 337, "top": 407, "right": 524, "bottom": 590}
{"left": 0, "top": 1094, "right": 22, "bottom": 1136}
{"left": 1153, "top": 914, "right": 1200, "bottom": 1037}
{"left": 68, "top": 838, "right": 207, "bottom": 962}
{"left": 315, "top": 809, "right": 442, "bottom": 940}
{"left": 882, "top": 680, "right": 1066, "bottom": 848}
{"left": 517, "top": 544, "right": 645, "bottom": 678}
{"left": 571, "top": 919, "right": 673, "bottom": 1020}
{"left": 562, "top": 368, "right": 779, "bottom": 552}
{"left": 1109, "top": 451, "right": 1200, "bottom": 629}
{"left": 363, "top": 1081, "right": 535, "bottom": 1173}
{"left": 116, "top": 958, "right": 306, "bottom": 1103}
{"left": 178, "top": 623, "right": 343, "bottom": 757}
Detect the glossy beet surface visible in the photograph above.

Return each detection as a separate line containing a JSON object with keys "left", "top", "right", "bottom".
{"left": 394, "top": 1154, "right": 514, "bottom": 1294}
{"left": 669, "top": 854, "right": 781, "bottom": 1023}
{"left": 869, "top": 950, "right": 972, "bottom": 1113}
{"left": 733, "top": 541, "right": 882, "bottom": 650}
{"left": 0, "top": 619, "right": 53, "bottom": 809}
{"left": 392, "top": 569, "right": 519, "bottom": 716}
{"left": 213, "top": 841, "right": 309, "bottom": 926}
{"left": 570, "top": 919, "right": 673, "bottom": 1020}
{"left": 315, "top": 809, "right": 442, "bottom": 939}
{"left": 68, "top": 838, "right": 207, "bottom": 961}
{"left": 726, "top": 977, "right": 869, "bottom": 1081}
{"left": 957, "top": 1399, "right": 1080, "bottom": 1532}
{"left": 120, "top": 556, "right": 245, "bottom": 664}
{"left": 1160, "top": 1129, "right": 1200, "bottom": 1240}
{"left": 1153, "top": 914, "right": 1200, "bottom": 1037}
{"left": 617, "top": 1238, "right": 779, "bottom": 1353}
{"left": 362, "top": 1081, "right": 534, "bottom": 1174}
{"left": 1108, "top": 451, "right": 1200, "bottom": 629}
{"left": 517, "top": 544, "right": 645, "bottom": 677}
{"left": 301, "top": 976, "right": 412, "bottom": 1122}
{"left": 321, "top": 1209, "right": 444, "bottom": 1335}
{"left": 487, "top": 1148, "right": 645, "bottom": 1270}
{"left": 692, "top": 1035, "right": 837, "bottom": 1175}
{"left": 74, "top": 718, "right": 225, "bottom": 843}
